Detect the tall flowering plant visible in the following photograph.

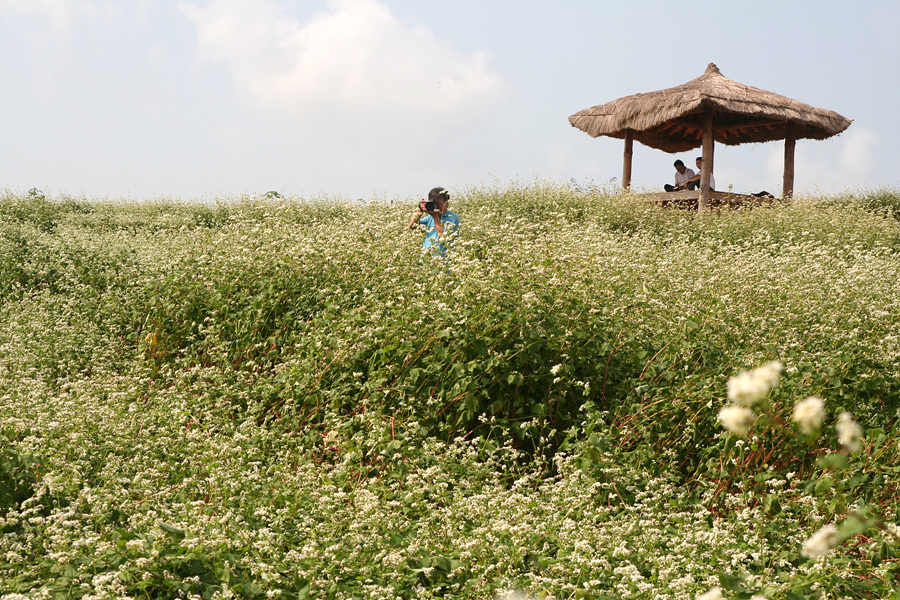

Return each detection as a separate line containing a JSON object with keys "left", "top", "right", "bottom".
{"left": 704, "top": 361, "right": 896, "bottom": 599}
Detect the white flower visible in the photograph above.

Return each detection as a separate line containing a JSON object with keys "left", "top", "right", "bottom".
{"left": 696, "top": 587, "right": 723, "bottom": 600}
{"left": 884, "top": 523, "right": 900, "bottom": 544}
{"left": 727, "top": 361, "right": 782, "bottom": 406}
{"left": 836, "top": 411, "right": 863, "bottom": 453}
{"left": 792, "top": 396, "right": 825, "bottom": 435}
{"left": 550, "top": 364, "right": 563, "bottom": 375}
{"left": 717, "top": 405, "right": 756, "bottom": 437}
{"left": 801, "top": 524, "right": 840, "bottom": 558}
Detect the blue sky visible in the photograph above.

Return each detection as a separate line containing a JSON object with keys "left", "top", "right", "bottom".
{"left": 1, "top": 0, "right": 898, "bottom": 201}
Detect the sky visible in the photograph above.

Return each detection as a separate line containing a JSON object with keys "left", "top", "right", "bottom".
{"left": 1, "top": 0, "right": 898, "bottom": 201}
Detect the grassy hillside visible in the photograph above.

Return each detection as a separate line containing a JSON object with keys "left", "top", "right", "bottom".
{"left": 1, "top": 185, "right": 899, "bottom": 599}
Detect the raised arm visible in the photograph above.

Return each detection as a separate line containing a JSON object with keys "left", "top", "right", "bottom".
{"left": 408, "top": 200, "right": 426, "bottom": 229}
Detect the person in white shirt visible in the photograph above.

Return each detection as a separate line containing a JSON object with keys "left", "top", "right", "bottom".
{"left": 664, "top": 159, "right": 696, "bottom": 192}
{"left": 683, "top": 156, "right": 716, "bottom": 191}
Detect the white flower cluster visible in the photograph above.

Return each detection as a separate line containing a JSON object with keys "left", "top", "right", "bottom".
{"left": 790, "top": 398, "right": 864, "bottom": 455}
{"left": 801, "top": 524, "right": 839, "bottom": 559}
{"left": 720, "top": 365, "right": 865, "bottom": 457}
{"left": 718, "top": 361, "right": 781, "bottom": 437}
{"left": 884, "top": 522, "right": 900, "bottom": 544}
{"left": 791, "top": 396, "right": 825, "bottom": 435}
{"left": 836, "top": 411, "right": 864, "bottom": 453}
{"left": 717, "top": 405, "right": 756, "bottom": 438}
{"left": 727, "top": 360, "right": 782, "bottom": 407}
{"left": 695, "top": 587, "right": 722, "bottom": 600}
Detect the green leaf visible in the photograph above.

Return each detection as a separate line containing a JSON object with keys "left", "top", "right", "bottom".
{"left": 837, "top": 512, "right": 875, "bottom": 541}
{"left": 814, "top": 476, "right": 834, "bottom": 495}
{"left": 160, "top": 522, "right": 185, "bottom": 539}
{"left": 719, "top": 573, "right": 746, "bottom": 592}
{"left": 297, "top": 582, "right": 310, "bottom": 600}
{"left": 816, "top": 453, "right": 849, "bottom": 470}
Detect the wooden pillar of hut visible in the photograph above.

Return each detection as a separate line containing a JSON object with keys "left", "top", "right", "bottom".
{"left": 783, "top": 121, "right": 796, "bottom": 198}
{"left": 699, "top": 107, "right": 714, "bottom": 211}
{"left": 622, "top": 129, "right": 633, "bottom": 190}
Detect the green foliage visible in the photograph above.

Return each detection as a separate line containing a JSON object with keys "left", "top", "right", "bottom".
{"left": 4, "top": 521, "right": 300, "bottom": 599}
{"left": 820, "top": 187, "right": 900, "bottom": 220}
{"left": 0, "top": 441, "right": 41, "bottom": 518}
{"left": 1, "top": 186, "right": 899, "bottom": 598}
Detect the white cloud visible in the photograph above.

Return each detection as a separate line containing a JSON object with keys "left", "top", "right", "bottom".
{"left": 180, "top": 0, "right": 508, "bottom": 116}
{"left": 0, "top": 0, "right": 76, "bottom": 33}
{"left": 177, "top": 0, "right": 510, "bottom": 198}
{"left": 0, "top": 0, "right": 150, "bottom": 33}
{"left": 838, "top": 126, "right": 879, "bottom": 179}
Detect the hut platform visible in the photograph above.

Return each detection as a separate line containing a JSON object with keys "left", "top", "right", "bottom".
{"left": 641, "top": 190, "right": 777, "bottom": 208}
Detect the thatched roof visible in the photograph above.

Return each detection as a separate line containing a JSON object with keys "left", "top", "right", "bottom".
{"left": 569, "top": 63, "right": 851, "bottom": 152}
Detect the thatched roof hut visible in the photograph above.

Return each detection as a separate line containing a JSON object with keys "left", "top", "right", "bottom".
{"left": 569, "top": 63, "right": 851, "bottom": 207}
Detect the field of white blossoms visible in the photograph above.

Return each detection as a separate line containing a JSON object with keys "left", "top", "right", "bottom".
{"left": 1, "top": 185, "right": 899, "bottom": 600}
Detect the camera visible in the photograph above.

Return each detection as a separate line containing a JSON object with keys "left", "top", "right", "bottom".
{"left": 424, "top": 201, "right": 438, "bottom": 211}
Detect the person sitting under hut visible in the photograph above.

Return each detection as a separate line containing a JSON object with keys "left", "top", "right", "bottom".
{"left": 664, "top": 159, "right": 696, "bottom": 192}
{"left": 682, "top": 156, "right": 716, "bottom": 191}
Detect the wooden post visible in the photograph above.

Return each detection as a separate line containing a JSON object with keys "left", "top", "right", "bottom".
{"left": 622, "top": 130, "right": 633, "bottom": 190}
{"left": 783, "top": 122, "right": 796, "bottom": 198}
{"left": 699, "top": 107, "right": 714, "bottom": 211}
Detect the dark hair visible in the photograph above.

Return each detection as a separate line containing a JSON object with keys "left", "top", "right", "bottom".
{"left": 673, "top": 160, "right": 684, "bottom": 167}
{"left": 428, "top": 187, "right": 450, "bottom": 202}
{"left": 696, "top": 156, "right": 703, "bottom": 162}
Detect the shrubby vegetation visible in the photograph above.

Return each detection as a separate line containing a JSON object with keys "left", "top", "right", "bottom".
{"left": 1, "top": 185, "right": 899, "bottom": 599}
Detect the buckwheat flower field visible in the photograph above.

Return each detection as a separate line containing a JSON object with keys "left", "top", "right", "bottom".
{"left": 1, "top": 185, "right": 899, "bottom": 599}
